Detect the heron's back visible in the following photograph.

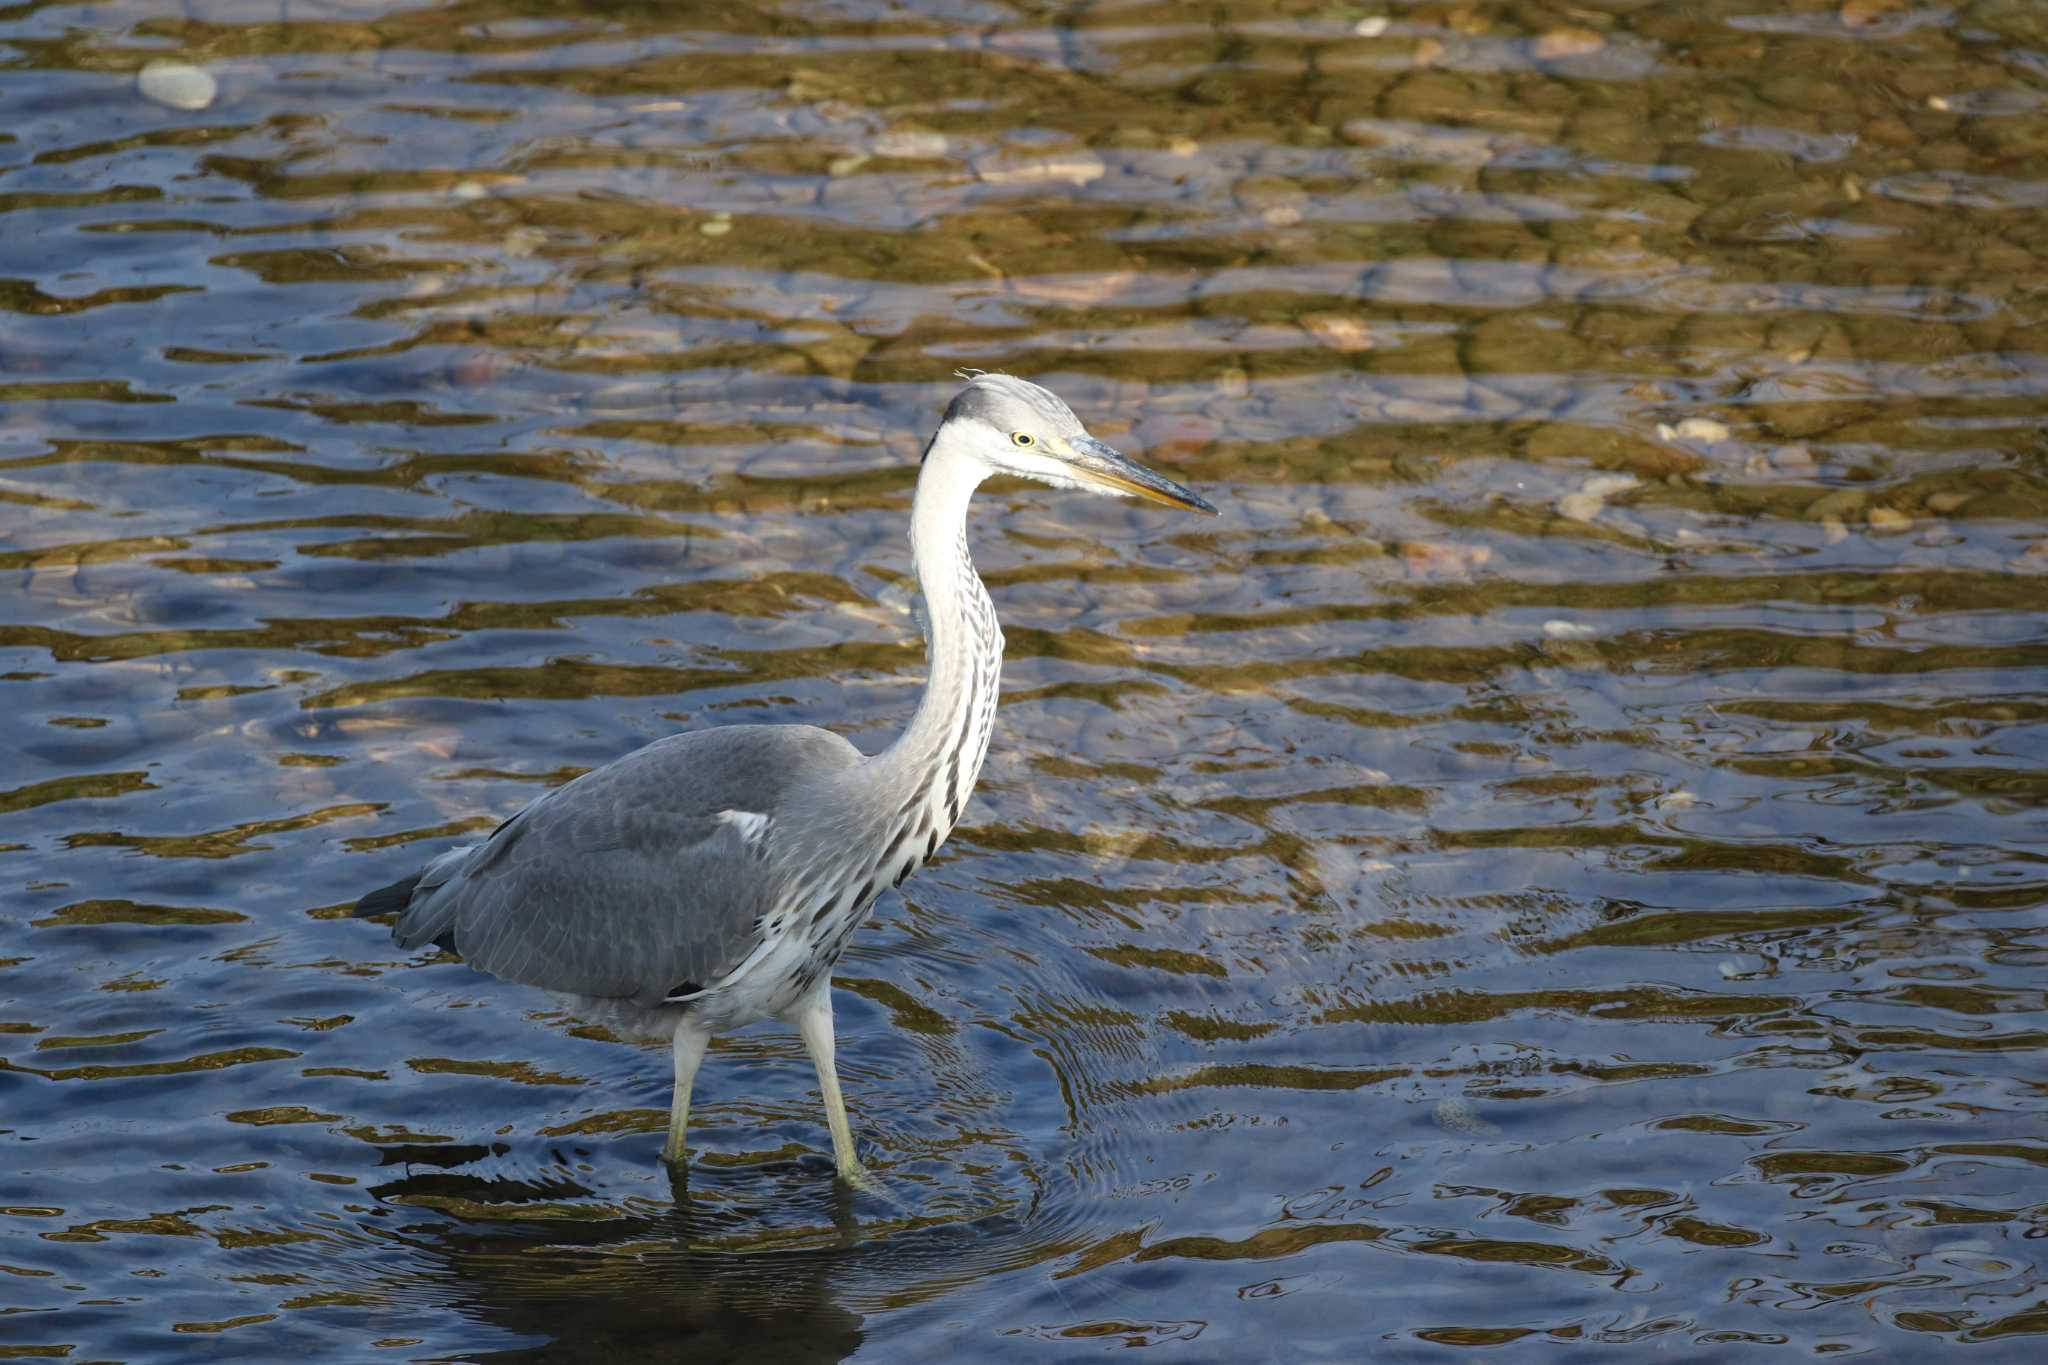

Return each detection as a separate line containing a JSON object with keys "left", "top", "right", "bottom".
{"left": 360, "top": 723, "right": 864, "bottom": 1008}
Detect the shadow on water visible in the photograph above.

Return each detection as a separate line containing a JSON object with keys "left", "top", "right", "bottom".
{"left": 245, "top": 1105, "right": 1127, "bottom": 1359}
{"left": 350, "top": 1157, "right": 871, "bottom": 1362}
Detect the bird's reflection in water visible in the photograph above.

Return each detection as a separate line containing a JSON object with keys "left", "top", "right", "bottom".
{"left": 360, "top": 1148, "right": 870, "bottom": 1363}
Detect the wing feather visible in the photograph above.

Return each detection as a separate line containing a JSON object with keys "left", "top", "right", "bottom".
{"left": 376, "top": 724, "right": 860, "bottom": 1006}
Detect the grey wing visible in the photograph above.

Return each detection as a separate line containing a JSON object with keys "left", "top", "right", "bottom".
{"left": 383, "top": 724, "right": 861, "bottom": 1007}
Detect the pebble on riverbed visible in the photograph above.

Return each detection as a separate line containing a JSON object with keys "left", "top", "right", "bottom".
{"left": 1838, "top": 0, "right": 1905, "bottom": 27}
{"left": 1543, "top": 620, "right": 1598, "bottom": 639}
{"left": 1554, "top": 472, "right": 1638, "bottom": 524}
{"left": 137, "top": 61, "right": 217, "bottom": 111}
{"left": 872, "top": 129, "right": 948, "bottom": 160}
{"left": 1658, "top": 417, "right": 1732, "bottom": 445}
{"left": 1771, "top": 445, "right": 1818, "bottom": 475}
{"left": 1400, "top": 542, "right": 1491, "bottom": 578}
{"left": 973, "top": 151, "right": 1108, "bottom": 187}
{"left": 1533, "top": 28, "right": 1605, "bottom": 61}
{"left": 1555, "top": 492, "right": 1606, "bottom": 522}
{"left": 1134, "top": 413, "right": 1220, "bottom": 460}
{"left": 1300, "top": 315, "right": 1374, "bottom": 352}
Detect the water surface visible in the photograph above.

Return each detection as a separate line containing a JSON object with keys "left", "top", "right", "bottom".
{"left": 2, "top": 0, "right": 2046, "bottom": 1358}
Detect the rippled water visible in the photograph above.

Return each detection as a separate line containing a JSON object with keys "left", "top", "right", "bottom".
{"left": 3, "top": 0, "right": 2046, "bottom": 1357}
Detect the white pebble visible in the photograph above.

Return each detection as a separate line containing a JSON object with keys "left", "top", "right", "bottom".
{"left": 974, "top": 152, "right": 1107, "bottom": 187}
{"left": 137, "top": 60, "right": 217, "bottom": 111}
{"left": 1556, "top": 492, "right": 1605, "bottom": 522}
{"left": 1658, "top": 790, "right": 1698, "bottom": 810}
{"left": 1580, "top": 473, "right": 1640, "bottom": 499}
{"left": 1543, "top": 619, "right": 1597, "bottom": 639}
{"left": 501, "top": 227, "right": 547, "bottom": 259}
{"left": 450, "top": 181, "right": 489, "bottom": 201}
{"left": 1353, "top": 16, "right": 1391, "bottom": 37}
{"left": 874, "top": 130, "right": 948, "bottom": 159}
{"left": 1674, "top": 417, "right": 1731, "bottom": 443}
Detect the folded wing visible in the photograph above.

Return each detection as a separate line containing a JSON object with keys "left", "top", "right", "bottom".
{"left": 357, "top": 724, "right": 862, "bottom": 1007}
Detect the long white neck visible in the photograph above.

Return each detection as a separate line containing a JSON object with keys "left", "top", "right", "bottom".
{"left": 869, "top": 435, "right": 1004, "bottom": 838}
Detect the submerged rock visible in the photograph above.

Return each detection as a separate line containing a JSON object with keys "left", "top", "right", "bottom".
{"left": 137, "top": 60, "right": 217, "bottom": 111}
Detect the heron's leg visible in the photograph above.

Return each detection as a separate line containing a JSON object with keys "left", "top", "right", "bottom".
{"left": 791, "top": 986, "right": 868, "bottom": 1185}
{"left": 663, "top": 1024, "right": 710, "bottom": 1165}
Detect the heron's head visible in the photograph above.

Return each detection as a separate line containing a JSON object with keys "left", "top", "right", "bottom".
{"left": 933, "top": 371, "right": 1217, "bottom": 514}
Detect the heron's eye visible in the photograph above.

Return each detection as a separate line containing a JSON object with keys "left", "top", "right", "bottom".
{"left": 1011, "top": 431, "right": 1035, "bottom": 448}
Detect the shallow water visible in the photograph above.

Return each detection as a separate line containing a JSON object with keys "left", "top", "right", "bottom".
{"left": 3, "top": 0, "right": 2046, "bottom": 1358}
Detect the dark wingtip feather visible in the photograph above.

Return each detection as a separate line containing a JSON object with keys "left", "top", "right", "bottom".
{"left": 353, "top": 872, "right": 422, "bottom": 920}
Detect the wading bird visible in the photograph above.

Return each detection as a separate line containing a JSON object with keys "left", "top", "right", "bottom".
{"left": 353, "top": 373, "right": 1216, "bottom": 1184}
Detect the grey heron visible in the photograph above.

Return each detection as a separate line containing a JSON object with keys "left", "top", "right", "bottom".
{"left": 352, "top": 372, "right": 1216, "bottom": 1184}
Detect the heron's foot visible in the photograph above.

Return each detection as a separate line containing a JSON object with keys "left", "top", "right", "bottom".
{"left": 835, "top": 1156, "right": 881, "bottom": 1193}
{"left": 837, "top": 1160, "right": 911, "bottom": 1216}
